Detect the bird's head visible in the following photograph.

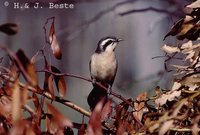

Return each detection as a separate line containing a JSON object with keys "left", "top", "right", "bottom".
{"left": 95, "top": 37, "right": 123, "bottom": 53}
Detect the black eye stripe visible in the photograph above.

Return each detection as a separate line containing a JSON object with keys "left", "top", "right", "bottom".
{"left": 104, "top": 40, "right": 113, "bottom": 47}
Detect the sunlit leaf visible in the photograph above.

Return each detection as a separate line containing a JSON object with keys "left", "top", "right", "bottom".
{"left": 161, "top": 44, "right": 180, "bottom": 54}
{"left": 78, "top": 123, "right": 86, "bottom": 135}
{"left": 159, "top": 120, "right": 174, "bottom": 135}
{"left": 49, "top": 20, "right": 62, "bottom": 60}
{"left": 48, "top": 75, "right": 55, "bottom": 100}
{"left": 101, "top": 99, "right": 112, "bottom": 120}
{"left": 16, "top": 49, "right": 38, "bottom": 87}
{"left": 51, "top": 66, "right": 67, "bottom": 98}
{"left": 46, "top": 101, "right": 73, "bottom": 129}
{"left": 87, "top": 99, "right": 104, "bottom": 135}
{"left": 11, "top": 80, "right": 21, "bottom": 122}
{"left": 134, "top": 92, "right": 148, "bottom": 122}
{"left": 186, "top": 0, "right": 200, "bottom": 8}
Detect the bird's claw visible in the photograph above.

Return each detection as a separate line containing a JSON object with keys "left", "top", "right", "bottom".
{"left": 92, "top": 79, "right": 96, "bottom": 84}
{"left": 107, "top": 85, "right": 112, "bottom": 95}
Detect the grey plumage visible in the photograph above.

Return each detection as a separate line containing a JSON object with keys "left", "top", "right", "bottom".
{"left": 87, "top": 36, "right": 122, "bottom": 110}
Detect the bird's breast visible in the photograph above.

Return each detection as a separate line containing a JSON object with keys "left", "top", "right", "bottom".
{"left": 90, "top": 52, "right": 117, "bottom": 82}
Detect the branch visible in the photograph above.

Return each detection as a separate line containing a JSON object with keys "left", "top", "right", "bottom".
{"left": 1, "top": 74, "right": 91, "bottom": 117}
{"left": 58, "top": 0, "right": 135, "bottom": 41}
{"left": 119, "top": 7, "right": 178, "bottom": 17}
{"left": 37, "top": 69, "right": 133, "bottom": 107}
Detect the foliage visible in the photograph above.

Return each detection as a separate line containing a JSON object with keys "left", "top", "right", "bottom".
{"left": 0, "top": 1, "right": 199, "bottom": 135}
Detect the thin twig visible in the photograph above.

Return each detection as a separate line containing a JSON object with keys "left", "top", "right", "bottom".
{"left": 119, "top": 7, "right": 178, "bottom": 16}
{"left": 37, "top": 69, "right": 133, "bottom": 107}
{"left": 1, "top": 74, "right": 91, "bottom": 117}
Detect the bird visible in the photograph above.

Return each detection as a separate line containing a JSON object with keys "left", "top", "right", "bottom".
{"left": 87, "top": 36, "right": 123, "bottom": 110}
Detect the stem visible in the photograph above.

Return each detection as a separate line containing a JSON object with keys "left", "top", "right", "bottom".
{"left": 37, "top": 69, "right": 133, "bottom": 107}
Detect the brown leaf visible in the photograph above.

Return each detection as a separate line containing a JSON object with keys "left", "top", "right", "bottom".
{"left": 164, "top": 18, "right": 184, "bottom": 40}
{"left": 46, "top": 102, "right": 73, "bottom": 130}
{"left": 161, "top": 44, "right": 180, "bottom": 54}
{"left": 34, "top": 104, "right": 42, "bottom": 126}
{"left": 155, "top": 90, "right": 181, "bottom": 106}
{"left": 16, "top": 49, "right": 38, "bottom": 87}
{"left": 10, "top": 120, "right": 26, "bottom": 135}
{"left": 0, "top": 23, "right": 18, "bottom": 35}
{"left": 49, "top": 20, "right": 62, "bottom": 60}
{"left": 116, "top": 120, "right": 126, "bottom": 135}
{"left": 164, "top": 15, "right": 200, "bottom": 40}
{"left": 158, "top": 120, "right": 174, "bottom": 135}
{"left": 134, "top": 92, "right": 148, "bottom": 122}
{"left": 186, "top": 0, "right": 200, "bottom": 9}
{"left": 32, "top": 93, "right": 39, "bottom": 110}
{"left": 10, "top": 120, "right": 39, "bottom": 135}
{"left": 101, "top": 99, "right": 112, "bottom": 120}
{"left": 51, "top": 66, "right": 67, "bottom": 98}
{"left": 11, "top": 80, "right": 21, "bottom": 122}
{"left": 48, "top": 75, "right": 55, "bottom": 100}
{"left": 87, "top": 99, "right": 104, "bottom": 135}
{"left": 78, "top": 124, "right": 86, "bottom": 135}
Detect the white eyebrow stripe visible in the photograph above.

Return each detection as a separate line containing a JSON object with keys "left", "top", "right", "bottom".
{"left": 101, "top": 38, "right": 114, "bottom": 46}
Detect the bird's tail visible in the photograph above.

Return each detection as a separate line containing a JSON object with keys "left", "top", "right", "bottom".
{"left": 87, "top": 85, "right": 108, "bottom": 111}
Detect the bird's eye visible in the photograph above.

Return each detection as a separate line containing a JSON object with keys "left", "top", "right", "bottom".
{"left": 104, "top": 40, "right": 113, "bottom": 47}
{"left": 102, "top": 40, "right": 113, "bottom": 50}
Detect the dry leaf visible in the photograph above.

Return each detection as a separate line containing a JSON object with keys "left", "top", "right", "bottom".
{"left": 49, "top": 20, "right": 62, "bottom": 60}
{"left": 48, "top": 75, "right": 55, "bottom": 100}
{"left": 161, "top": 45, "right": 180, "bottom": 54}
{"left": 158, "top": 120, "right": 174, "bottom": 135}
{"left": 186, "top": 0, "right": 200, "bottom": 8}
{"left": 51, "top": 66, "right": 67, "bottom": 98}
{"left": 155, "top": 90, "right": 181, "bottom": 106}
{"left": 101, "top": 99, "right": 112, "bottom": 120}
{"left": 46, "top": 101, "right": 72, "bottom": 131}
{"left": 171, "top": 82, "right": 181, "bottom": 91}
{"left": 134, "top": 92, "right": 148, "bottom": 122}
{"left": 87, "top": 99, "right": 104, "bottom": 135}
{"left": 11, "top": 80, "right": 21, "bottom": 122}
{"left": 16, "top": 49, "right": 38, "bottom": 87}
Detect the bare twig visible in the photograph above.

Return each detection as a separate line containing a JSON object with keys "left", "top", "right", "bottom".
{"left": 1, "top": 74, "right": 91, "bottom": 117}
{"left": 58, "top": 0, "right": 135, "bottom": 41}
{"left": 118, "top": 7, "right": 178, "bottom": 17}
{"left": 37, "top": 69, "right": 133, "bottom": 107}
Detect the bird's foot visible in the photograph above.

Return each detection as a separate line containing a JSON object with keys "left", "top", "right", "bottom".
{"left": 92, "top": 79, "right": 96, "bottom": 84}
{"left": 107, "top": 85, "right": 112, "bottom": 95}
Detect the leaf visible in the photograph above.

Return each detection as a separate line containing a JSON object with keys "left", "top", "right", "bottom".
{"left": 78, "top": 124, "right": 86, "bottom": 135}
{"left": 46, "top": 102, "right": 72, "bottom": 129}
{"left": 51, "top": 66, "right": 67, "bottom": 98}
{"left": 186, "top": 0, "right": 200, "bottom": 9}
{"left": 49, "top": 20, "right": 62, "bottom": 60}
{"left": 155, "top": 90, "right": 181, "bottom": 106}
{"left": 158, "top": 120, "right": 174, "bottom": 135}
{"left": 171, "top": 82, "right": 181, "bottom": 91}
{"left": 101, "top": 99, "right": 112, "bottom": 120}
{"left": 32, "top": 93, "right": 39, "bottom": 110}
{"left": 134, "top": 92, "right": 148, "bottom": 122}
{"left": 164, "top": 14, "right": 200, "bottom": 40}
{"left": 161, "top": 45, "right": 180, "bottom": 54}
{"left": 48, "top": 75, "right": 55, "bottom": 100}
{"left": 0, "top": 23, "right": 18, "bottom": 35}
{"left": 180, "top": 75, "right": 200, "bottom": 91}
{"left": 87, "top": 99, "right": 104, "bottom": 135}
{"left": 11, "top": 80, "right": 21, "bottom": 122}
{"left": 16, "top": 49, "right": 38, "bottom": 87}
{"left": 164, "top": 18, "right": 184, "bottom": 40}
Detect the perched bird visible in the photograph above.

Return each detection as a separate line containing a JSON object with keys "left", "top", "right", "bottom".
{"left": 87, "top": 36, "right": 123, "bottom": 110}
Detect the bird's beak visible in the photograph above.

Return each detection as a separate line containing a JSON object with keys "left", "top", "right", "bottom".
{"left": 116, "top": 38, "right": 124, "bottom": 42}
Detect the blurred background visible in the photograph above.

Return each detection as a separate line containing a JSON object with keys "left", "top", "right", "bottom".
{"left": 0, "top": 0, "right": 192, "bottom": 124}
